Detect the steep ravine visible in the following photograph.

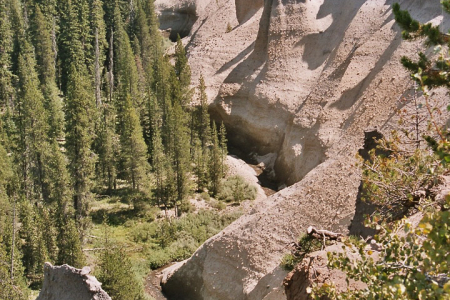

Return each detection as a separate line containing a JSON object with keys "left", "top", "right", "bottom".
{"left": 155, "top": 1, "right": 449, "bottom": 300}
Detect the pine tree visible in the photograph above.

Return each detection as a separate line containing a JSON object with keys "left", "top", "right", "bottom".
{"left": 132, "top": 0, "right": 153, "bottom": 83}
{"left": 197, "top": 74, "right": 211, "bottom": 149}
{"left": 97, "top": 246, "right": 145, "bottom": 300}
{"left": 31, "top": 5, "right": 64, "bottom": 139}
{"left": 219, "top": 122, "right": 228, "bottom": 177}
{"left": 0, "top": 0, "right": 14, "bottom": 109}
{"left": 90, "top": 0, "right": 106, "bottom": 108}
{"left": 57, "top": 0, "right": 91, "bottom": 93}
{"left": 152, "top": 121, "right": 166, "bottom": 207}
{"left": 113, "top": 0, "right": 140, "bottom": 112}
{"left": 20, "top": 202, "right": 48, "bottom": 276}
{"left": 0, "top": 141, "right": 27, "bottom": 300}
{"left": 15, "top": 40, "right": 52, "bottom": 202}
{"left": 113, "top": 1, "right": 150, "bottom": 191}
{"left": 65, "top": 63, "right": 96, "bottom": 229}
{"left": 171, "top": 101, "right": 191, "bottom": 211}
{"left": 173, "top": 35, "right": 193, "bottom": 107}
{"left": 56, "top": 217, "right": 85, "bottom": 267}
{"left": 96, "top": 103, "right": 119, "bottom": 191}
{"left": 193, "top": 137, "right": 208, "bottom": 192}
{"left": 174, "top": 35, "right": 191, "bottom": 93}
{"left": 120, "top": 94, "right": 149, "bottom": 191}
{"left": 209, "top": 122, "right": 222, "bottom": 196}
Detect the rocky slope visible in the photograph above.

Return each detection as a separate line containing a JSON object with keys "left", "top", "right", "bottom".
{"left": 156, "top": 1, "right": 449, "bottom": 299}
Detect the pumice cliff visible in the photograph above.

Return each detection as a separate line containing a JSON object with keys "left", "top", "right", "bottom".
{"left": 156, "top": 1, "right": 448, "bottom": 299}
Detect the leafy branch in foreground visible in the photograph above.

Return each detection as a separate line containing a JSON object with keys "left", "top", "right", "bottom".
{"left": 312, "top": 204, "right": 450, "bottom": 300}
{"left": 359, "top": 144, "right": 443, "bottom": 221}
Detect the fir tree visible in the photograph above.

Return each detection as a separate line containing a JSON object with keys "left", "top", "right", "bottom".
{"left": 219, "top": 122, "right": 227, "bottom": 177}
{"left": 90, "top": 0, "right": 106, "bottom": 108}
{"left": 152, "top": 121, "right": 166, "bottom": 207}
{"left": 56, "top": 217, "right": 85, "bottom": 267}
{"left": 197, "top": 74, "right": 211, "bottom": 149}
{"left": 0, "top": 0, "right": 14, "bottom": 109}
{"left": 97, "top": 246, "right": 145, "bottom": 300}
{"left": 96, "top": 103, "right": 119, "bottom": 191}
{"left": 120, "top": 94, "right": 149, "bottom": 191}
{"left": 32, "top": 5, "right": 64, "bottom": 139}
{"left": 174, "top": 35, "right": 191, "bottom": 93}
{"left": 171, "top": 101, "right": 191, "bottom": 211}
{"left": 113, "top": 0, "right": 140, "bottom": 112}
{"left": 15, "top": 40, "right": 51, "bottom": 202}
{"left": 209, "top": 122, "right": 222, "bottom": 196}
{"left": 65, "top": 63, "right": 96, "bottom": 229}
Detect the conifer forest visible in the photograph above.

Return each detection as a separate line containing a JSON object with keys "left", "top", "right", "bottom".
{"left": 0, "top": 0, "right": 248, "bottom": 298}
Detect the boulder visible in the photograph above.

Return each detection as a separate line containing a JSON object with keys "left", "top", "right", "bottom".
{"left": 36, "top": 263, "right": 111, "bottom": 300}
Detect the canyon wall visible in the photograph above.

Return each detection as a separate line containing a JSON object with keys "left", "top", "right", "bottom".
{"left": 157, "top": 0, "right": 449, "bottom": 299}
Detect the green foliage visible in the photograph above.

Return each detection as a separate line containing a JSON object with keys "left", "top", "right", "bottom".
{"left": 65, "top": 63, "right": 96, "bottom": 228}
{"left": 217, "top": 175, "right": 257, "bottom": 204}
{"left": 281, "top": 235, "right": 323, "bottom": 271}
{"left": 313, "top": 206, "right": 450, "bottom": 300}
{"left": 97, "top": 246, "right": 145, "bottom": 300}
{"left": 0, "top": 0, "right": 236, "bottom": 296}
{"left": 147, "top": 210, "right": 242, "bottom": 269}
{"left": 360, "top": 145, "right": 442, "bottom": 220}
{"left": 226, "top": 23, "right": 233, "bottom": 33}
{"left": 56, "top": 217, "right": 85, "bottom": 268}
{"left": 393, "top": 3, "right": 450, "bottom": 88}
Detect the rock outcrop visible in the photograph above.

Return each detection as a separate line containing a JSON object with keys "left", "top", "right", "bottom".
{"left": 36, "top": 263, "right": 111, "bottom": 300}
{"left": 160, "top": 0, "right": 450, "bottom": 300}
{"left": 283, "top": 243, "right": 367, "bottom": 300}
{"left": 155, "top": 0, "right": 211, "bottom": 41}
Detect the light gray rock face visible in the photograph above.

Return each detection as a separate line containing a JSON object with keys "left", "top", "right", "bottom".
{"left": 155, "top": 0, "right": 212, "bottom": 41}
{"left": 235, "top": 0, "right": 264, "bottom": 24}
{"left": 160, "top": 0, "right": 450, "bottom": 300}
{"left": 36, "top": 263, "right": 111, "bottom": 300}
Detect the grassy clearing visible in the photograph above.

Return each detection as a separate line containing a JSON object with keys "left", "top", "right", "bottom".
{"left": 84, "top": 189, "right": 244, "bottom": 298}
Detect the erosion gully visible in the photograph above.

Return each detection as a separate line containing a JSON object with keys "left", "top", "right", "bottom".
{"left": 144, "top": 148, "right": 278, "bottom": 299}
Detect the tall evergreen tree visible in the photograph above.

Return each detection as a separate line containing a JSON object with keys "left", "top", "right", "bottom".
{"left": 120, "top": 94, "right": 149, "bottom": 191}
{"left": 219, "top": 122, "right": 227, "bottom": 177}
{"left": 197, "top": 74, "right": 210, "bottom": 149}
{"left": 15, "top": 40, "right": 51, "bottom": 202}
{"left": 113, "top": 0, "right": 140, "bottom": 112}
{"left": 57, "top": 0, "right": 91, "bottom": 93}
{"left": 31, "top": 5, "right": 64, "bottom": 139}
{"left": 0, "top": 0, "right": 14, "bottom": 109}
{"left": 171, "top": 102, "right": 191, "bottom": 208}
{"left": 113, "top": 1, "right": 150, "bottom": 190}
{"left": 90, "top": 0, "right": 106, "bottom": 108}
{"left": 209, "top": 122, "right": 222, "bottom": 196}
{"left": 97, "top": 246, "right": 145, "bottom": 300}
{"left": 65, "top": 63, "right": 96, "bottom": 229}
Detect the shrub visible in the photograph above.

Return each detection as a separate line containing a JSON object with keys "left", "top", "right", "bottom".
{"left": 210, "top": 199, "right": 226, "bottom": 210}
{"left": 200, "top": 192, "right": 210, "bottom": 202}
{"left": 217, "top": 175, "right": 257, "bottom": 204}
{"left": 226, "top": 23, "right": 233, "bottom": 33}
{"left": 281, "top": 235, "right": 323, "bottom": 271}
{"left": 147, "top": 210, "right": 242, "bottom": 269}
